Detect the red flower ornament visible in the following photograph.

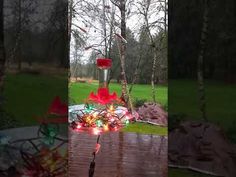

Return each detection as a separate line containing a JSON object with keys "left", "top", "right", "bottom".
{"left": 48, "top": 96, "right": 67, "bottom": 116}
{"left": 88, "top": 88, "right": 118, "bottom": 105}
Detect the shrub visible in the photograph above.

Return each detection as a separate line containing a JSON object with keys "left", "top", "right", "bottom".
{"left": 133, "top": 98, "right": 147, "bottom": 107}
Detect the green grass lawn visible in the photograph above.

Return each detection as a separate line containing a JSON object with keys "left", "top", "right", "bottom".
{"left": 3, "top": 73, "right": 67, "bottom": 126}
{"left": 69, "top": 82, "right": 167, "bottom": 106}
{"left": 69, "top": 81, "right": 168, "bottom": 136}
{"left": 169, "top": 169, "right": 215, "bottom": 177}
{"left": 4, "top": 76, "right": 234, "bottom": 134}
{"left": 122, "top": 122, "right": 167, "bottom": 135}
{"left": 3, "top": 74, "right": 168, "bottom": 136}
{"left": 4, "top": 75, "right": 232, "bottom": 177}
{"left": 169, "top": 79, "right": 236, "bottom": 177}
{"left": 169, "top": 79, "right": 236, "bottom": 131}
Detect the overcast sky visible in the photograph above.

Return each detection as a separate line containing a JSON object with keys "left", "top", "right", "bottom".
{"left": 70, "top": 0, "right": 166, "bottom": 64}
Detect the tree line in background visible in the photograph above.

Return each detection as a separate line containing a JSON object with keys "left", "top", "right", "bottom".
{"left": 70, "top": 0, "right": 168, "bottom": 89}
{"left": 71, "top": 27, "right": 167, "bottom": 84}
{"left": 4, "top": 0, "right": 68, "bottom": 71}
{"left": 0, "top": 0, "right": 69, "bottom": 125}
{"left": 169, "top": 0, "right": 236, "bottom": 83}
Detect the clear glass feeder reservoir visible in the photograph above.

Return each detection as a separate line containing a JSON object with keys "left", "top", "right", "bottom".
{"left": 96, "top": 58, "right": 112, "bottom": 89}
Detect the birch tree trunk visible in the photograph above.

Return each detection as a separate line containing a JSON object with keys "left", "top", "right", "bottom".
{"left": 119, "top": 0, "right": 128, "bottom": 102}
{"left": 68, "top": 0, "right": 73, "bottom": 73}
{"left": 102, "top": 0, "right": 108, "bottom": 57}
{"left": 17, "top": 0, "right": 22, "bottom": 71}
{"left": 164, "top": 0, "right": 167, "bottom": 33}
{"left": 68, "top": 0, "right": 73, "bottom": 45}
{"left": 145, "top": 18, "right": 157, "bottom": 103}
{"left": 143, "top": 0, "right": 158, "bottom": 103}
{"left": 197, "top": 0, "right": 209, "bottom": 121}
{"left": 0, "top": 0, "right": 6, "bottom": 106}
{"left": 108, "top": 4, "right": 115, "bottom": 59}
{"left": 151, "top": 47, "right": 157, "bottom": 102}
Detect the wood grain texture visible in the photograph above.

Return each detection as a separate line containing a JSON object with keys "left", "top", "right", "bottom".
{"left": 69, "top": 129, "right": 167, "bottom": 177}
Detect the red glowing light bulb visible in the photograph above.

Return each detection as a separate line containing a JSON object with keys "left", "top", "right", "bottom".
{"left": 93, "top": 128, "right": 101, "bottom": 135}
{"left": 95, "top": 143, "right": 101, "bottom": 154}
{"left": 76, "top": 124, "right": 82, "bottom": 129}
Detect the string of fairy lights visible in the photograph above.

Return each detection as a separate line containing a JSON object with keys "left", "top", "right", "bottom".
{"left": 69, "top": 58, "right": 134, "bottom": 135}
{"left": 69, "top": 101, "right": 134, "bottom": 177}
{"left": 70, "top": 103, "right": 133, "bottom": 135}
{"left": 0, "top": 123, "right": 68, "bottom": 176}
{"left": 0, "top": 97, "right": 68, "bottom": 176}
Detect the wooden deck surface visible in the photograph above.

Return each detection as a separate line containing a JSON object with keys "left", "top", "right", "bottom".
{"left": 69, "top": 129, "right": 167, "bottom": 177}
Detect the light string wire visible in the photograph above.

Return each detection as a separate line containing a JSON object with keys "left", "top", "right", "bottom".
{"left": 0, "top": 123, "right": 68, "bottom": 176}
{"left": 89, "top": 134, "right": 101, "bottom": 177}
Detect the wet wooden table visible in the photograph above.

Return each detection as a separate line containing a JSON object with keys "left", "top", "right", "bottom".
{"left": 69, "top": 129, "right": 167, "bottom": 177}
